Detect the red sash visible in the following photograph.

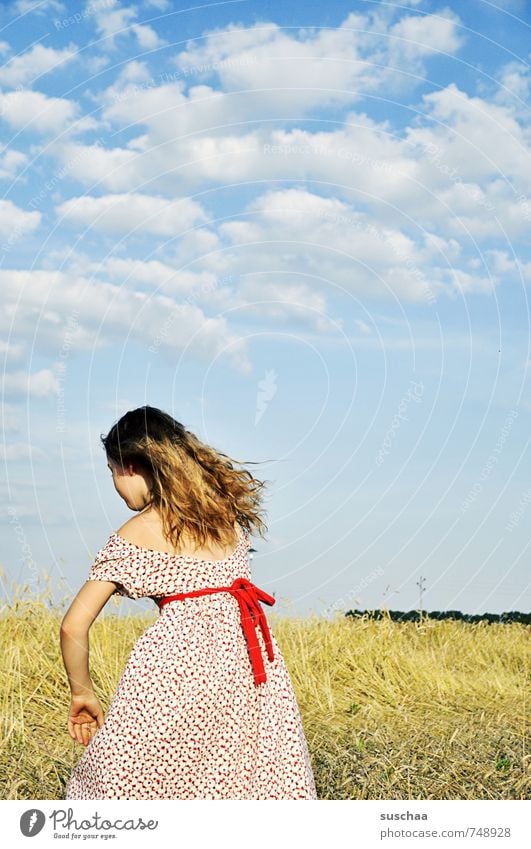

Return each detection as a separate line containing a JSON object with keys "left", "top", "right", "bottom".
{"left": 158, "top": 577, "right": 276, "bottom": 686}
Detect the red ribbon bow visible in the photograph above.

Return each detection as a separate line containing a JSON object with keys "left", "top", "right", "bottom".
{"left": 157, "top": 577, "right": 276, "bottom": 686}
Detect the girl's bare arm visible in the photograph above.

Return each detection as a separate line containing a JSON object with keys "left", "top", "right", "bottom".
{"left": 60, "top": 580, "right": 118, "bottom": 696}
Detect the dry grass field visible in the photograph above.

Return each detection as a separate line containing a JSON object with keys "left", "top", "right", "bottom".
{"left": 0, "top": 577, "right": 528, "bottom": 800}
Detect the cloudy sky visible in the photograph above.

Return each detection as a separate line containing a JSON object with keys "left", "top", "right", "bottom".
{"left": 1, "top": 0, "right": 530, "bottom": 617}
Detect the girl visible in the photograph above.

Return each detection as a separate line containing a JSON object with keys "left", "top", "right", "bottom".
{"left": 61, "top": 406, "right": 317, "bottom": 800}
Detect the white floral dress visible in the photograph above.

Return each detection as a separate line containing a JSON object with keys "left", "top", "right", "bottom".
{"left": 64, "top": 523, "right": 317, "bottom": 800}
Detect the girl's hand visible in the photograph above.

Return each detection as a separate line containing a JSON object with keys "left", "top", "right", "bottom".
{"left": 67, "top": 693, "right": 104, "bottom": 746}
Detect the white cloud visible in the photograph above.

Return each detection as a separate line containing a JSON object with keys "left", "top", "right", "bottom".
{"left": 59, "top": 90, "right": 407, "bottom": 194}
{"left": 215, "top": 186, "right": 499, "bottom": 302}
{"left": 45, "top": 139, "right": 136, "bottom": 188}
{"left": 0, "top": 89, "right": 85, "bottom": 134}
{"left": 355, "top": 319, "right": 372, "bottom": 335}
{"left": 131, "top": 23, "right": 167, "bottom": 49}
{"left": 82, "top": 0, "right": 165, "bottom": 52}
{"left": 128, "top": 87, "right": 515, "bottom": 241}
{"left": 0, "top": 5, "right": 524, "bottom": 330}
{"left": 0, "top": 43, "right": 77, "bottom": 87}
{"left": 13, "top": 0, "right": 66, "bottom": 14}
{"left": 2, "top": 368, "right": 60, "bottom": 398}
{"left": 113, "top": 59, "right": 153, "bottom": 84}
{"left": 0, "top": 199, "right": 40, "bottom": 239}
{"left": 171, "top": 8, "right": 464, "bottom": 112}
{"left": 60, "top": 65, "right": 529, "bottom": 241}
{"left": 56, "top": 192, "right": 208, "bottom": 235}
{"left": 0, "top": 441, "right": 43, "bottom": 461}
{"left": 93, "top": 256, "right": 219, "bottom": 296}
{"left": 237, "top": 276, "right": 337, "bottom": 332}
{"left": 0, "top": 401, "right": 23, "bottom": 432}
{"left": 0, "top": 148, "right": 28, "bottom": 180}
{"left": 450, "top": 268, "right": 497, "bottom": 295}
{"left": 83, "top": 53, "right": 112, "bottom": 74}
{"left": 491, "top": 60, "right": 530, "bottom": 115}
{"left": 0, "top": 267, "right": 251, "bottom": 372}
{"left": 487, "top": 0, "right": 527, "bottom": 9}
{"left": 484, "top": 248, "right": 531, "bottom": 283}
{"left": 88, "top": 0, "right": 164, "bottom": 51}
{"left": 484, "top": 249, "right": 517, "bottom": 275}
{"left": 46, "top": 185, "right": 505, "bottom": 321}
{"left": 90, "top": 0, "right": 137, "bottom": 47}
{"left": 407, "top": 82, "right": 531, "bottom": 185}
{"left": 388, "top": 7, "right": 463, "bottom": 58}
{"left": 0, "top": 340, "right": 25, "bottom": 361}
{"left": 99, "top": 78, "right": 234, "bottom": 149}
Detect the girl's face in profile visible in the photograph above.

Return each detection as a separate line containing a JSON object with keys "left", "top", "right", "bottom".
{"left": 107, "top": 457, "right": 151, "bottom": 511}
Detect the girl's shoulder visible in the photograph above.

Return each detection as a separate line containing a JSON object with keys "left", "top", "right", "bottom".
{"left": 110, "top": 516, "right": 250, "bottom": 559}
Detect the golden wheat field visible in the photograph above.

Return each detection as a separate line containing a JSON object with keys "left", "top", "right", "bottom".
{"left": 0, "top": 576, "right": 529, "bottom": 800}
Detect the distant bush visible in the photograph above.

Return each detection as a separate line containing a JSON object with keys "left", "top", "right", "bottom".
{"left": 345, "top": 609, "right": 531, "bottom": 625}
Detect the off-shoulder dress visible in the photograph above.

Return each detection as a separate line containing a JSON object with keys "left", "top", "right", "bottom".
{"left": 64, "top": 523, "right": 317, "bottom": 800}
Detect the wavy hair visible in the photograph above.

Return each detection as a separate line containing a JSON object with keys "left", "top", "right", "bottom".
{"left": 100, "top": 406, "right": 270, "bottom": 550}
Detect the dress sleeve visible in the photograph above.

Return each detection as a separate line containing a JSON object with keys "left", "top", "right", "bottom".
{"left": 86, "top": 536, "right": 144, "bottom": 600}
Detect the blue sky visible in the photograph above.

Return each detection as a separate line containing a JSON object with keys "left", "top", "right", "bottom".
{"left": 1, "top": 0, "right": 531, "bottom": 617}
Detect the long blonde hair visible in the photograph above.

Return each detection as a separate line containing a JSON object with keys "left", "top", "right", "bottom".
{"left": 101, "top": 406, "right": 269, "bottom": 549}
